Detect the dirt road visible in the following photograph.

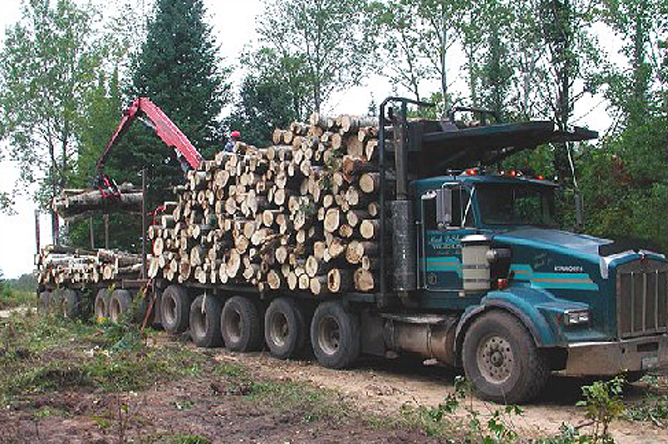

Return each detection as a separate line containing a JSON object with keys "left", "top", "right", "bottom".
{"left": 211, "top": 348, "right": 668, "bottom": 444}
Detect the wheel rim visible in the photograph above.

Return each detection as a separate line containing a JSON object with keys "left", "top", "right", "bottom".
{"left": 477, "top": 334, "right": 514, "bottom": 384}
{"left": 164, "top": 296, "right": 177, "bottom": 326}
{"left": 317, "top": 316, "right": 341, "bottom": 356}
{"left": 95, "top": 297, "right": 106, "bottom": 318}
{"left": 269, "top": 311, "right": 289, "bottom": 348}
{"left": 110, "top": 299, "right": 121, "bottom": 322}
{"left": 192, "top": 306, "right": 206, "bottom": 338}
{"left": 225, "top": 309, "right": 242, "bottom": 343}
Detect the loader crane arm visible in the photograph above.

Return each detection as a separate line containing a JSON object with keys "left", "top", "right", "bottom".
{"left": 95, "top": 97, "right": 203, "bottom": 178}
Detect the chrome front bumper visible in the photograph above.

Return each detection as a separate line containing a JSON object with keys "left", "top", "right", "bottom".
{"left": 561, "top": 334, "right": 668, "bottom": 376}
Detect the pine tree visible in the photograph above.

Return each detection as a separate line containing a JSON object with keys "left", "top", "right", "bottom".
{"left": 109, "top": 0, "right": 229, "bottom": 207}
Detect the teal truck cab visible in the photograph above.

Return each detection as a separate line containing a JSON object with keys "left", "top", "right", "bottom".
{"left": 362, "top": 98, "right": 668, "bottom": 403}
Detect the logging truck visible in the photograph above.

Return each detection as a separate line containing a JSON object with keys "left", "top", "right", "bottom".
{"left": 38, "top": 97, "right": 668, "bottom": 404}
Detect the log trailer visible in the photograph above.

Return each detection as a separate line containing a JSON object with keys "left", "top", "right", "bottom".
{"left": 39, "top": 97, "right": 668, "bottom": 403}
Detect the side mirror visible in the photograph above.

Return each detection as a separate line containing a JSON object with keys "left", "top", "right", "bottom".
{"left": 437, "top": 187, "right": 453, "bottom": 227}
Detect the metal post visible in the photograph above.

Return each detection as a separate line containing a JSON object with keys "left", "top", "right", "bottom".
{"left": 89, "top": 217, "right": 95, "bottom": 249}
{"left": 378, "top": 102, "right": 387, "bottom": 298}
{"left": 104, "top": 214, "right": 110, "bottom": 249}
{"left": 141, "top": 168, "right": 147, "bottom": 279}
{"left": 34, "top": 210, "right": 41, "bottom": 254}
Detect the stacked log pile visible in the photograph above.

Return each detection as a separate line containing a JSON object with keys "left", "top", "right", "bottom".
{"left": 37, "top": 245, "right": 143, "bottom": 286}
{"left": 149, "top": 114, "right": 393, "bottom": 295}
{"left": 52, "top": 182, "right": 142, "bottom": 220}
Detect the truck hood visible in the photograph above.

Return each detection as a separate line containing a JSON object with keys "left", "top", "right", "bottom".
{"left": 493, "top": 227, "right": 666, "bottom": 280}
{"left": 494, "top": 228, "right": 611, "bottom": 258}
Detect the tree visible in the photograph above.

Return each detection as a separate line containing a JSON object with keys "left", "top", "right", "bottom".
{"left": 414, "top": 0, "right": 467, "bottom": 111}
{"left": 112, "top": 0, "right": 229, "bottom": 208}
{"left": 371, "top": 0, "right": 433, "bottom": 102}
{"left": 225, "top": 48, "right": 305, "bottom": 147}
{"left": 0, "top": 0, "right": 105, "bottom": 242}
{"left": 257, "top": 0, "right": 374, "bottom": 114}
{"left": 537, "top": 0, "right": 600, "bottom": 185}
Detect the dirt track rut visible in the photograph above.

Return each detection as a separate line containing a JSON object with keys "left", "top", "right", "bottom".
{"left": 210, "top": 348, "right": 668, "bottom": 444}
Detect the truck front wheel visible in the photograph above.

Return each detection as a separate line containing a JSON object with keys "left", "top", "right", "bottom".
{"left": 462, "top": 311, "right": 549, "bottom": 404}
{"left": 161, "top": 285, "right": 190, "bottom": 335}
{"left": 264, "top": 297, "right": 307, "bottom": 359}
{"left": 221, "top": 296, "right": 263, "bottom": 352}
{"left": 190, "top": 294, "right": 223, "bottom": 348}
{"left": 310, "top": 301, "right": 360, "bottom": 369}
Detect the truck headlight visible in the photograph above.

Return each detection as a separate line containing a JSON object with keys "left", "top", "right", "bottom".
{"left": 563, "top": 310, "right": 590, "bottom": 326}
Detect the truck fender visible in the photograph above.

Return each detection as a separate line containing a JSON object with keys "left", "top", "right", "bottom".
{"left": 454, "top": 291, "right": 557, "bottom": 365}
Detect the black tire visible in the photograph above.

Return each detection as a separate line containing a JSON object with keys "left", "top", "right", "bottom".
{"left": 264, "top": 297, "right": 308, "bottom": 359}
{"left": 624, "top": 371, "right": 644, "bottom": 383}
{"left": 161, "top": 285, "right": 190, "bottom": 335}
{"left": 221, "top": 296, "right": 263, "bottom": 352}
{"left": 190, "top": 294, "right": 224, "bottom": 348}
{"left": 135, "top": 292, "right": 156, "bottom": 327}
{"left": 61, "top": 289, "right": 81, "bottom": 319}
{"left": 94, "top": 289, "right": 111, "bottom": 319}
{"left": 109, "top": 289, "right": 132, "bottom": 323}
{"left": 39, "top": 291, "right": 51, "bottom": 311}
{"left": 462, "top": 311, "right": 549, "bottom": 404}
{"left": 310, "top": 301, "right": 360, "bottom": 369}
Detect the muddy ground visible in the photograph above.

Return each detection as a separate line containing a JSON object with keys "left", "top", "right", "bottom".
{"left": 1, "top": 308, "right": 667, "bottom": 444}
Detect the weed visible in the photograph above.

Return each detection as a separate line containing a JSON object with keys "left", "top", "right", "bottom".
{"left": 624, "top": 394, "right": 668, "bottom": 426}
{"left": 576, "top": 376, "right": 625, "bottom": 443}
{"left": 172, "top": 435, "right": 211, "bottom": 444}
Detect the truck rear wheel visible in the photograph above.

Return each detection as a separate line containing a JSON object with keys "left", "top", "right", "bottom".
{"left": 310, "top": 301, "right": 360, "bottom": 369}
{"left": 190, "top": 294, "right": 223, "bottom": 348}
{"left": 264, "top": 297, "right": 307, "bottom": 359}
{"left": 462, "top": 311, "right": 549, "bottom": 404}
{"left": 94, "top": 289, "right": 111, "bottom": 319}
{"left": 109, "top": 289, "right": 132, "bottom": 323}
{"left": 221, "top": 296, "right": 263, "bottom": 352}
{"left": 61, "top": 289, "right": 82, "bottom": 319}
{"left": 39, "top": 291, "right": 51, "bottom": 311}
{"left": 161, "top": 285, "right": 190, "bottom": 335}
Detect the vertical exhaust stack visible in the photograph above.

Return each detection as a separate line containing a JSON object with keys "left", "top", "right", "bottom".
{"left": 391, "top": 101, "right": 417, "bottom": 294}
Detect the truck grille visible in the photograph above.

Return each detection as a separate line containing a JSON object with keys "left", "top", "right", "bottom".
{"left": 617, "top": 259, "right": 668, "bottom": 338}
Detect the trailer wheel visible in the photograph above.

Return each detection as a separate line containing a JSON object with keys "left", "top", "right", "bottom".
{"left": 310, "top": 301, "right": 360, "bottom": 369}
{"left": 61, "top": 289, "right": 82, "bottom": 319}
{"left": 109, "top": 289, "right": 132, "bottom": 323}
{"left": 161, "top": 285, "right": 190, "bottom": 335}
{"left": 190, "top": 294, "right": 223, "bottom": 348}
{"left": 462, "top": 311, "right": 549, "bottom": 404}
{"left": 39, "top": 291, "right": 51, "bottom": 311}
{"left": 221, "top": 296, "right": 263, "bottom": 352}
{"left": 94, "top": 289, "right": 111, "bottom": 319}
{"left": 264, "top": 297, "right": 307, "bottom": 359}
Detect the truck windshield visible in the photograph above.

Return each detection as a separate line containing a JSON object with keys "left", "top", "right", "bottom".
{"left": 476, "top": 183, "right": 557, "bottom": 227}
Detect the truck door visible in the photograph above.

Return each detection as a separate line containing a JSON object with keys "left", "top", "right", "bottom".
{"left": 419, "top": 184, "right": 475, "bottom": 291}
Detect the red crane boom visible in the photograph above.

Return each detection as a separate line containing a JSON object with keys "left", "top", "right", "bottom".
{"left": 95, "top": 97, "right": 203, "bottom": 176}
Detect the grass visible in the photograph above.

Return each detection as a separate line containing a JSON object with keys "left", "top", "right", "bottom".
{"left": 0, "top": 288, "right": 36, "bottom": 309}
{"left": 0, "top": 310, "right": 205, "bottom": 405}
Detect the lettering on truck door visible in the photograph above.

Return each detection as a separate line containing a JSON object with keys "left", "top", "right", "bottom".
{"left": 420, "top": 185, "right": 475, "bottom": 291}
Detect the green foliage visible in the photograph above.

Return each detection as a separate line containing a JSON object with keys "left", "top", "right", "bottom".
{"left": 0, "top": 0, "right": 106, "bottom": 213}
{"left": 576, "top": 376, "right": 625, "bottom": 443}
{"left": 172, "top": 435, "right": 211, "bottom": 444}
{"left": 258, "top": 0, "right": 374, "bottom": 113}
{"left": 399, "top": 376, "right": 526, "bottom": 441}
{"left": 224, "top": 48, "right": 304, "bottom": 147}
{"left": 624, "top": 393, "right": 668, "bottom": 426}
{"left": 0, "top": 309, "right": 206, "bottom": 404}
{"left": 113, "top": 0, "right": 230, "bottom": 215}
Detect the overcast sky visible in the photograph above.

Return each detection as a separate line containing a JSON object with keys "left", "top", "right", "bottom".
{"left": 0, "top": 0, "right": 614, "bottom": 278}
